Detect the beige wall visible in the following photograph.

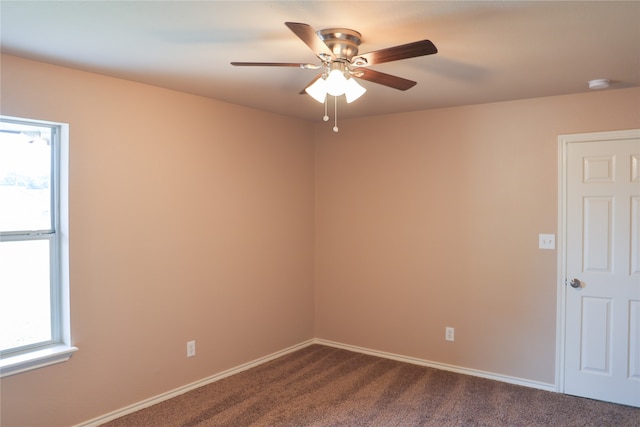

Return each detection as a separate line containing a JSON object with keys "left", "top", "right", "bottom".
{"left": 1, "top": 52, "right": 639, "bottom": 426}
{"left": 314, "top": 88, "right": 640, "bottom": 384}
{"left": 0, "top": 54, "right": 316, "bottom": 426}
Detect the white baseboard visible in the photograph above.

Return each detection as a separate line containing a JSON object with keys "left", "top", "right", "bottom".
{"left": 76, "top": 337, "right": 556, "bottom": 426}
{"left": 74, "top": 339, "right": 315, "bottom": 427}
{"left": 313, "top": 338, "right": 557, "bottom": 393}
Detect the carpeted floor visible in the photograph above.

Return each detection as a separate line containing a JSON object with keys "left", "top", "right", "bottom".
{"left": 102, "top": 344, "right": 640, "bottom": 426}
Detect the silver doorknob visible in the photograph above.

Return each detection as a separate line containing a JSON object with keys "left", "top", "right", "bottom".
{"left": 569, "top": 278, "right": 581, "bottom": 288}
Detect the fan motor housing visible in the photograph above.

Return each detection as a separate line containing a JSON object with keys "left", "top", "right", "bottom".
{"left": 317, "top": 28, "right": 362, "bottom": 60}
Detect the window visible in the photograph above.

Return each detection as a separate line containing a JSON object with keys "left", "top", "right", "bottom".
{"left": 0, "top": 116, "right": 76, "bottom": 377}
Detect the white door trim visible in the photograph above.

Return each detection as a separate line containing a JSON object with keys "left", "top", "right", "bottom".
{"left": 555, "top": 128, "right": 640, "bottom": 394}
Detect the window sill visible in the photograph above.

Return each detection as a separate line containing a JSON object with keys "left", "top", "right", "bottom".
{"left": 0, "top": 344, "right": 79, "bottom": 378}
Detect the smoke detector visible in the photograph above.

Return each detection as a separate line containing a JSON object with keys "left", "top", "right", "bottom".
{"left": 588, "top": 79, "right": 610, "bottom": 90}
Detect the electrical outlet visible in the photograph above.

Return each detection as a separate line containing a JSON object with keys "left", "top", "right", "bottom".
{"left": 187, "top": 340, "right": 196, "bottom": 358}
{"left": 445, "top": 327, "right": 455, "bottom": 342}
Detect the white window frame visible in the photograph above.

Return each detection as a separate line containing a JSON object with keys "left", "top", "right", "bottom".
{"left": 0, "top": 116, "right": 77, "bottom": 377}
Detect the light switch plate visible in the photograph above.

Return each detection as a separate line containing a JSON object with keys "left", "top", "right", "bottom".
{"left": 539, "top": 234, "right": 555, "bottom": 249}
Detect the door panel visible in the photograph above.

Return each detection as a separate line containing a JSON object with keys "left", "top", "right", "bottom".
{"left": 580, "top": 296, "right": 611, "bottom": 374}
{"left": 562, "top": 130, "right": 640, "bottom": 407}
{"left": 632, "top": 197, "right": 640, "bottom": 275}
{"left": 630, "top": 300, "right": 640, "bottom": 380}
{"left": 583, "top": 197, "right": 612, "bottom": 272}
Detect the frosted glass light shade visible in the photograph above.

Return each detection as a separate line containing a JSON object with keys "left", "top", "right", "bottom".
{"left": 344, "top": 78, "right": 366, "bottom": 103}
{"left": 305, "top": 77, "right": 328, "bottom": 103}
{"left": 326, "top": 69, "right": 348, "bottom": 96}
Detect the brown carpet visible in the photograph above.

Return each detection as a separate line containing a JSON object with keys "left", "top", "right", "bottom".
{"left": 102, "top": 344, "right": 640, "bottom": 426}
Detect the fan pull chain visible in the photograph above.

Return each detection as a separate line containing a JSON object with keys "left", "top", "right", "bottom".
{"left": 323, "top": 95, "right": 329, "bottom": 122}
{"left": 333, "top": 96, "right": 339, "bottom": 132}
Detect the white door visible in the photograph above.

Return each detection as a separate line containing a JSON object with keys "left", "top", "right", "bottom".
{"left": 560, "top": 129, "right": 640, "bottom": 407}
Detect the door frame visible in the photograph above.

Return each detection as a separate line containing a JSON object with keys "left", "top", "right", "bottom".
{"left": 555, "top": 128, "right": 640, "bottom": 394}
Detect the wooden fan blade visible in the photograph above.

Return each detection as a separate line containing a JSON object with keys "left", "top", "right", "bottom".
{"left": 353, "top": 68, "right": 417, "bottom": 91}
{"left": 355, "top": 40, "right": 437, "bottom": 66}
{"left": 285, "top": 22, "right": 334, "bottom": 59}
{"left": 231, "top": 62, "right": 320, "bottom": 69}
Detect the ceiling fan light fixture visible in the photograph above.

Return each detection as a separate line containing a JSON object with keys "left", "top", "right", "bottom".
{"left": 305, "top": 77, "right": 328, "bottom": 103}
{"left": 326, "top": 68, "right": 348, "bottom": 96}
{"left": 344, "top": 77, "right": 366, "bottom": 103}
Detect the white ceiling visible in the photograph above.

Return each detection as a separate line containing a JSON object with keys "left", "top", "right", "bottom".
{"left": 1, "top": 1, "right": 639, "bottom": 122}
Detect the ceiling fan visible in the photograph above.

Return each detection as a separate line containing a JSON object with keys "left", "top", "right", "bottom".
{"left": 231, "top": 22, "right": 437, "bottom": 131}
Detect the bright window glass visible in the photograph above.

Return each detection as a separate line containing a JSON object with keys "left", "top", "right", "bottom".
{"left": 0, "top": 240, "right": 52, "bottom": 351}
{"left": 0, "top": 123, "right": 52, "bottom": 232}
